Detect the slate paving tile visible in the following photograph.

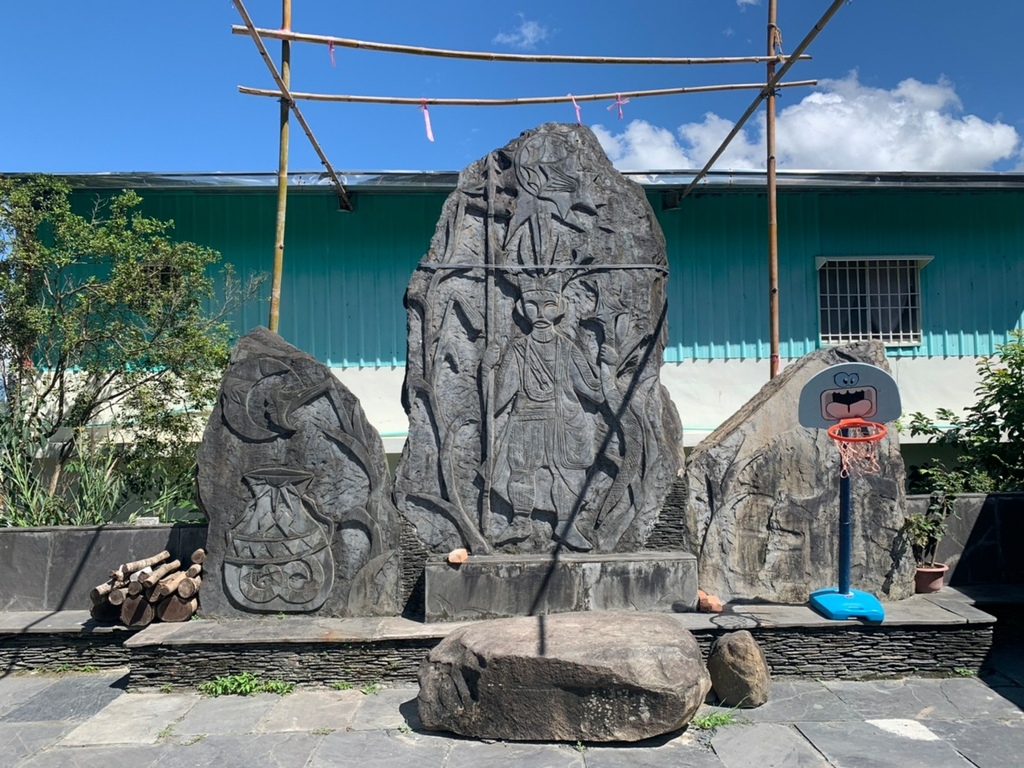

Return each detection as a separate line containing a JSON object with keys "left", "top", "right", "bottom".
{"left": 583, "top": 735, "right": 726, "bottom": 768}
{"left": 703, "top": 680, "right": 856, "bottom": 723}
{"left": 174, "top": 692, "right": 282, "bottom": 736}
{"left": 2, "top": 671, "right": 128, "bottom": 722}
{"left": 0, "top": 674, "right": 59, "bottom": 718}
{"left": 444, "top": 739, "right": 583, "bottom": 768}
{"left": 257, "top": 691, "right": 363, "bottom": 733}
{"left": 348, "top": 687, "right": 420, "bottom": 731}
{"left": 926, "top": 718, "right": 1024, "bottom": 768}
{"left": 796, "top": 721, "right": 975, "bottom": 767}
{"left": 825, "top": 677, "right": 1024, "bottom": 722}
{"left": 310, "top": 730, "right": 451, "bottom": 768}
{"left": 17, "top": 744, "right": 171, "bottom": 768}
{"left": 157, "top": 733, "right": 322, "bottom": 768}
{"left": 60, "top": 692, "right": 199, "bottom": 746}
{"left": 0, "top": 722, "right": 72, "bottom": 768}
{"left": 824, "top": 678, "right": 962, "bottom": 720}
{"left": 711, "top": 723, "right": 830, "bottom": 767}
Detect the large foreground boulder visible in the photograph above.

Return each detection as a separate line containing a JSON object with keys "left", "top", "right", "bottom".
{"left": 418, "top": 612, "right": 710, "bottom": 742}
{"left": 683, "top": 342, "right": 915, "bottom": 603}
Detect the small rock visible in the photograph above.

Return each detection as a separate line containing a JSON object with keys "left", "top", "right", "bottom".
{"left": 707, "top": 630, "right": 770, "bottom": 708}
{"left": 447, "top": 548, "right": 469, "bottom": 565}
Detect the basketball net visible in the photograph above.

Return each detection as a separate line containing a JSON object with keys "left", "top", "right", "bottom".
{"left": 826, "top": 418, "right": 887, "bottom": 478}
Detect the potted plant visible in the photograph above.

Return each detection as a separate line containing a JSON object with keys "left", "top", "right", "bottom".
{"left": 903, "top": 491, "right": 954, "bottom": 593}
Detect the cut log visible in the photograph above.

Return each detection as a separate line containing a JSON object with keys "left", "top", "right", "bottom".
{"left": 127, "top": 580, "right": 146, "bottom": 597}
{"left": 177, "top": 575, "right": 202, "bottom": 600}
{"left": 190, "top": 548, "right": 206, "bottom": 565}
{"left": 108, "top": 587, "right": 130, "bottom": 606}
{"left": 90, "top": 600, "right": 121, "bottom": 623}
{"left": 90, "top": 578, "right": 127, "bottom": 605}
{"left": 150, "top": 571, "right": 188, "bottom": 601}
{"left": 120, "top": 594, "right": 156, "bottom": 628}
{"left": 129, "top": 566, "right": 153, "bottom": 583}
{"left": 185, "top": 563, "right": 202, "bottom": 578}
{"left": 111, "top": 550, "right": 170, "bottom": 581}
{"left": 156, "top": 595, "right": 198, "bottom": 622}
{"left": 140, "top": 559, "right": 181, "bottom": 588}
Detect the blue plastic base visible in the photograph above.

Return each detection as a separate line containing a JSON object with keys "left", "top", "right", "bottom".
{"left": 808, "top": 587, "right": 885, "bottom": 622}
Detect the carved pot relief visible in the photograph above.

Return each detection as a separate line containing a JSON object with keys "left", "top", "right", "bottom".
{"left": 224, "top": 468, "right": 335, "bottom": 612}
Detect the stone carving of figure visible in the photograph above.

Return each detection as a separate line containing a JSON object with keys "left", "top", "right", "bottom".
{"left": 487, "top": 274, "right": 615, "bottom": 551}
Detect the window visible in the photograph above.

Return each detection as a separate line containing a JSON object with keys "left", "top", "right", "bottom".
{"left": 816, "top": 256, "right": 931, "bottom": 346}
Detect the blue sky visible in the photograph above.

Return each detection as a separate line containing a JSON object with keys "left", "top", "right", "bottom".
{"left": 3, "top": 1, "right": 1023, "bottom": 174}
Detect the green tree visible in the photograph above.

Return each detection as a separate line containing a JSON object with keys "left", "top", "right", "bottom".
{"left": 909, "top": 328, "right": 1024, "bottom": 494}
{"left": 0, "top": 176, "right": 260, "bottom": 525}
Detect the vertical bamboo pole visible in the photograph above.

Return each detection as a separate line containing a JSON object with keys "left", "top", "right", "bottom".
{"left": 269, "top": 0, "right": 291, "bottom": 333}
{"left": 766, "top": 0, "right": 780, "bottom": 379}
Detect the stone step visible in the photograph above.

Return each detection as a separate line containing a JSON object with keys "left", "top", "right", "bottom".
{"left": 0, "top": 588, "right": 1004, "bottom": 689}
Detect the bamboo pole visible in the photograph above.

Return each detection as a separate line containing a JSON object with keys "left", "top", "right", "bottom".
{"left": 238, "top": 79, "right": 818, "bottom": 107}
{"left": 232, "top": 0, "right": 351, "bottom": 211}
{"left": 767, "top": 0, "right": 780, "bottom": 379}
{"left": 678, "top": 0, "right": 849, "bottom": 200}
{"left": 230, "top": 25, "right": 811, "bottom": 67}
{"left": 269, "top": 0, "right": 291, "bottom": 334}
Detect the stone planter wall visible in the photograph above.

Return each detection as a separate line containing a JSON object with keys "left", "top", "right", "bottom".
{"left": 0, "top": 524, "right": 207, "bottom": 612}
{"left": 908, "top": 493, "right": 1024, "bottom": 585}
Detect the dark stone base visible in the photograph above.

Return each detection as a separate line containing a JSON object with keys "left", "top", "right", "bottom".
{"left": 127, "top": 639, "right": 437, "bottom": 690}
{"left": 121, "top": 623, "right": 995, "bottom": 691}
{"left": 423, "top": 552, "right": 699, "bottom": 622}
{"left": 0, "top": 633, "right": 133, "bottom": 674}
{"left": 0, "top": 524, "right": 207, "bottom": 612}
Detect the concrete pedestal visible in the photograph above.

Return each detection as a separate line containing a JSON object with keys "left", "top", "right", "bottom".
{"left": 424, "top": 551, "right": 698, "bottom": 622}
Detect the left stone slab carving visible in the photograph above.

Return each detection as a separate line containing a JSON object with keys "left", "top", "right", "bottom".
{"left": 197, "top": 327, "right": 401, "bottom": 617}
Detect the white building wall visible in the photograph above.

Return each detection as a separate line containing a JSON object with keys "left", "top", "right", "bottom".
{"left": 333, "top": 357, "right": 981, "bottom": 453}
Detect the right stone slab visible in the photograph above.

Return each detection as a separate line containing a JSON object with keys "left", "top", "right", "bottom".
{"left": 683, "top": 341, "right": 916, "bottom": 603}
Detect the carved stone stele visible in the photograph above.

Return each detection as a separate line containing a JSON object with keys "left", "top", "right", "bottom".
{"left": 396, "top": 123, "right": 683, "bottom": 555}
{"left": 197, "top": 327, "right": 401, "bottom": 617}
{"left": 682, "top": 342, "right": 915, "bottom": 603}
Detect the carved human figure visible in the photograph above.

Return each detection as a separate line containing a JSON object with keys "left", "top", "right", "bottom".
{"left": 487, "top": 274, "right": 614, "bottom": 551}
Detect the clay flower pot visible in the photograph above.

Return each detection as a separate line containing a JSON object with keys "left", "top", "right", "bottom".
{"left": 914, "top": 563, "right": 949, "bottom": 594}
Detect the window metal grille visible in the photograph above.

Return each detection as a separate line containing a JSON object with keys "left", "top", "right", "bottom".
{"left": 817, "top": 257, "right": 930, "bottom": 346}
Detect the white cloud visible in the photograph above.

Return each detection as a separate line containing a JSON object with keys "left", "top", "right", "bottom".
{"left": 592, "top": 73, "right": 1020, "bottom": 172}
{"left": 493, "top": 17, "right": 549, "bottom": 50}
{"left": 592, "top": 121, "right": 693, "bottom": 171}
{"left": 736, "top": 0, "right": 760, "bottom": 6}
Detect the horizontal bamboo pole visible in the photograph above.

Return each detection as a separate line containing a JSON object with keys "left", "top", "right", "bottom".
{"left": 238, "top": 79, "right": 817, "bottom": 107}
{"left": 233, "top": 0, "right": 351, "bottom": 210}
{"left": 230, "top": 25, "right": 812, "bottom": 66}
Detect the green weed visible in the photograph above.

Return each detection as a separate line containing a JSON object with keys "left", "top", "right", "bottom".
{"left": 690, "top": 711, "right": 736, "bottom": 730}
{"left": 198, "top": 672, "right": 294, "bottom": 697}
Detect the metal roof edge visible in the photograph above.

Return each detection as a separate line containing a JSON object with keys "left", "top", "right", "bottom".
{"left": 7, "top": 169, "right": 1024, "bottom": 192}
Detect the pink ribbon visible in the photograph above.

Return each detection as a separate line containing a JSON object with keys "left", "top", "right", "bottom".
{"left": 328, "top": 41, "right": 336, "bottom": 67}
{"left": 607, "top": 93, "right": 629, "bottom": 120}
{"left": 568, "top": 94, "right": 581, "bottom": 124}
{"left": 420, "top": 99, "right": 434, "bottom": 142}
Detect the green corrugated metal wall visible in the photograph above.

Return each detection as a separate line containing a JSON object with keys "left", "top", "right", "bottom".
{"left": 92, "top": 186, "right": 1023, "bottom": 365}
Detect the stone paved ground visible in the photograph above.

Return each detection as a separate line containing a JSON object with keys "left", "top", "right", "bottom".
{"left": 1, "top": 656, "right": 1021, "bottom": 768}
{"left": 2, "top": 603, "right": 1022, "bottom": 768}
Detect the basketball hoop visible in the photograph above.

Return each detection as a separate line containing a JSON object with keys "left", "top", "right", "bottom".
{"left": 827, "top": 418, "right": 887, "bottom": 478}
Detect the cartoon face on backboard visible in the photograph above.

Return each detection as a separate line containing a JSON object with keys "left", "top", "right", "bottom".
{"left": 820, "top": 370, "right": 877, "bottom": 421}
{"left": 798, "top": 363, "right": 901, "bottom": 430}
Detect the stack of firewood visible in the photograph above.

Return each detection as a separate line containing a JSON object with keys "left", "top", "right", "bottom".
{"left": 89, "top": 548, "right": 205, "bottom": 627}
